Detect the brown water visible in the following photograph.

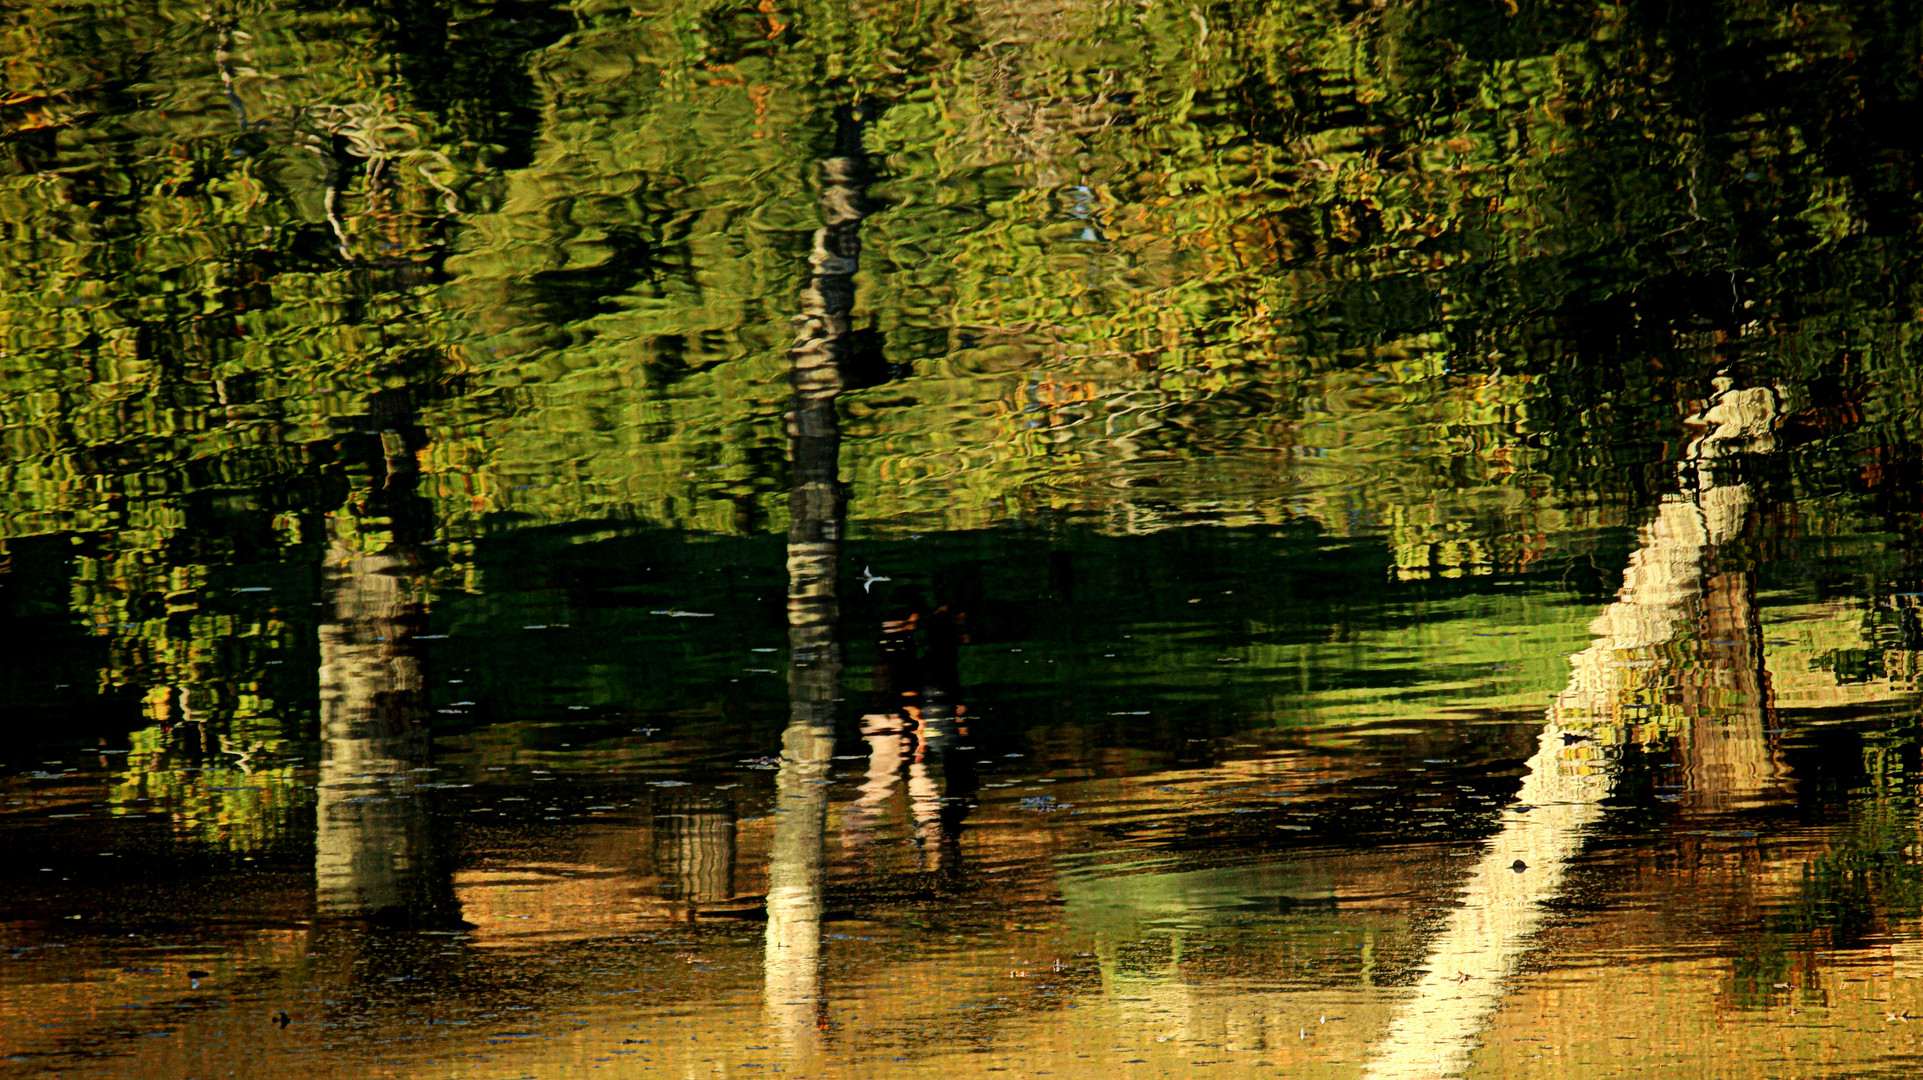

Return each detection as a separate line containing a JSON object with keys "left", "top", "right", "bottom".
{"left": 6, "top": 0, "right": 1923, "bottom": 1077}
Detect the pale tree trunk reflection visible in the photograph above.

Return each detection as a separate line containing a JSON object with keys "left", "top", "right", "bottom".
{"left": 313, "top": 523, "right": 456, "bottom": 926}
{"left": 1362, "top": 383, "right": 1784, "bottom": 1079}
{"left": 764, "top": 102, "right": 872, "bottom": 1050}
{"left": 764, "top": 691, "right": 836, "bottom": 1043}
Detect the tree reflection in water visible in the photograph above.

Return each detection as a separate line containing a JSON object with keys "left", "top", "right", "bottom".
{"left": 1363, "top": 381, "right": 1787, "bottom": 1079}
{"left": 314, "top": 394, "right": 460, "bottom": 930}
{"left": 654, "top": 789, "right": 738, "bottom": 908}
{"left": 764, "top": 101, "right": 873, "bottom": 1051}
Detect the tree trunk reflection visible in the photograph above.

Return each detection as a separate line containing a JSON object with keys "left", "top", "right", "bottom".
{"left": 764, "top": 102, "right": 872, "bottom": 1049}
{"left": 655, "top": 789, "right": 738, "bottom": 907}
{"left": 313, "top": 524, "right": 456, "bottom": 927}
{"left": 1362, "top": 382, "right": 1785, "bottom": 1079}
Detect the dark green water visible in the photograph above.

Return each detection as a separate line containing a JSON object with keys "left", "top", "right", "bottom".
{"left": 5, "top": 1, "right": 1923, "bottom": 1077}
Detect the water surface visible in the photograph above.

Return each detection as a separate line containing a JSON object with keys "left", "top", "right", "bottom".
{"left": 5, "top": 1, "right": 1923, "bottom": 1078}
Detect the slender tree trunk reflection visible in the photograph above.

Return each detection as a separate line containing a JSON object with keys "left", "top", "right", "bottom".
{"left": 1362, "top": 382, "right": 1784, "bottom": 1079}
{"left": 765, "top": 102, "right": 872, "bottom": 1049}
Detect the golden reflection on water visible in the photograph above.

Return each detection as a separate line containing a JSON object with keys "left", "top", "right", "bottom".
{"left": 13, "top": 385, "right": 1893, "bottom": 1080}
{"left": 10, "top": 795, "right": 1923, "bottom": 1080}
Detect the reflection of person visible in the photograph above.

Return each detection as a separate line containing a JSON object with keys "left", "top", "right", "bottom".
{"left": 905, "top": 602, "right": 968, "bottom": 760}
{"left": 865, "top": 589, "right": 977, "bottom": 875}
{"left": 840, "top": 590, "right": 922, "bottom": 853}
{"left": 872, "top": 588, "right": 969, "bottom": 746}
{"left": 870, "top": 585, "right": 925, "bottom": 712}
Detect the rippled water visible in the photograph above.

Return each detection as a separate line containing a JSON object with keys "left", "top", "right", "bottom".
{"left": 7, "top": 1, "right": 1923, "bottom": 1077}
